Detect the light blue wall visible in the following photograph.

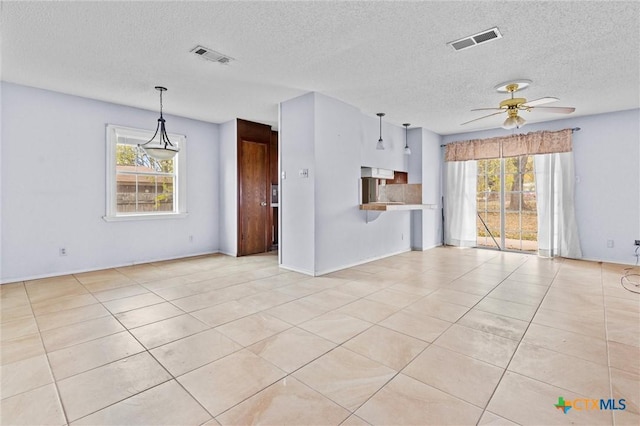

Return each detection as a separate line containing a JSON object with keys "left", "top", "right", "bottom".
{"left": 408, "top": 128, "right": 443, "bottom": 251}
{"left": 279, "top": 92, "right": 316, "bottom": 274}
{"left": 421, "top": 128, "right": 444, "bottom": 250}
{"left": 3, "top": 81, "right": 636, "bottom": 282}
{"left": 442, "top": 109, "right": 640, "bottom": 265}
{"left": 280, "top": 92, "right": 413, "bottom": 276}
{"left": 314, "top": 93, "right": 411, "bottom": 274}
{"left": 1, "top": 82, "right": 220, "bottom": 282}
{"left": 218, "top": 119, "right": 237, "bottom": 256}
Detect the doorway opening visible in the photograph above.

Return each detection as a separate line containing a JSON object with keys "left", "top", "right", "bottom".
{"left": 476, "top": 155, "right": 538, "bottom": 253}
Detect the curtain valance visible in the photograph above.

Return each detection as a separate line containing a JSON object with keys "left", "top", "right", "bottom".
{"left": 445, "top": 129, "right": 572, "bottom": 162}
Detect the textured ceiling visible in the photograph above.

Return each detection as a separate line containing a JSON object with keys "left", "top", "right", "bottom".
{"left": 1, "top": 1, "right": 639, "bottom": 135}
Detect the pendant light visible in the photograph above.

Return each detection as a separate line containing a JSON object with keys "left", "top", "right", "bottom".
{"left": 376, "top": 113, "right": 385, "bottom": 150}
{"left": 139, "top": 86, "right": 179, "bottom": 160}
{"left": 403, "top": 123, "right": 411, "bottom": 155}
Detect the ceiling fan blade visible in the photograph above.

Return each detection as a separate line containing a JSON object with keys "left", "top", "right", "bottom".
{"left": 461, "top": 111, "right": 505, "bottom": 125}
{"left": 471, "top": 107, "right": 504, "bottom": 112}
{"left": 521, "top": 97, "right": 559, "bottom": 107}
{"left": 529, "top": 106, "right": 576, "bottom": 114}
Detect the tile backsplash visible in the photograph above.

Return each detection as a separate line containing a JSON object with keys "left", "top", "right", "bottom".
{"left": 378, "top": 183, "right": 422, "bottom": 204}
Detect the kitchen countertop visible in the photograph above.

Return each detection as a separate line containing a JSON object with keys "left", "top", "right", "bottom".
{"left": 359, "top": 203, "right": 437, "bottom": 211}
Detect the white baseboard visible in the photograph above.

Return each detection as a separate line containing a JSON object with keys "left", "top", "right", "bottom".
{"left": 411, "top": 244, "right": 442, "bottom": 251}
{"left": 1, "top": 250, "right": 221, "bottom": 285}
{"left": 279, "top": 264, "right": 315, "bottom": 277}
{"left": 579, "top": 256, "right": 639, "bottom": 267}
{"left": 313, "top": 248, "right": 412, "bottom": 276}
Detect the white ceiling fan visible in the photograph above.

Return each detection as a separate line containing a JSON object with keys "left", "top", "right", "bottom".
{"left": 462, "top": 80, "right": 576, "bottom": 129}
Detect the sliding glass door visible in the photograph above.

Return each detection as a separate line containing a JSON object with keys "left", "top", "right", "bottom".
{"left": 476, "top": 156, "right": 538, "bottom": 252}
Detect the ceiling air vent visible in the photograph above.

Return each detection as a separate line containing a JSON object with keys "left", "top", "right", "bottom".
{"left": 448, "top": 27, "right": 502, "bottom": 51}
{"left": 191, "top": 45, "right": 234, "bottom": 65}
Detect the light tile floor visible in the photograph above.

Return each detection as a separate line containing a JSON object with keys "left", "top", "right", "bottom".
{"left": 1, "top": 248, "right": 639, "bottom": 425}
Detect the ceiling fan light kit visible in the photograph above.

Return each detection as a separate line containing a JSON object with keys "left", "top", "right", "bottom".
{"left": 503, "top": 112, "right": 526, "bottom": 129}
{"left": 462, "top": 79, "right": 575, "bottom": 129}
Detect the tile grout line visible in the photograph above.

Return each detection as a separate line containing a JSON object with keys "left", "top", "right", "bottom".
{"left": 1, "top": 257, "right": 272, "bottom": 420}
{"left": 429, "top": 252, "right": 541, "bottom": 423}
{"left": 41, "top": 272, "right": 204, "bottom": 423}
{"left": 330, "top": 251, "right": 509, "bottom": 420}
{"left": 85, "top": 271, "right": 216, "bottom": 418}
{"left": 286, "top": 250, "right": 514, "bottom": 422}
{"left": 206, "top": 315, "right": 381, "bottom": 421}
{"left": 472, "top": 261, "right": 613, "bottom": 424}
{"left": 64, "top": 278, "right": 215, "bottom": 424}
{"left": 8, "top": 249, "right": 625, "bottom": 425}
{"left": 474, "top": 256, "right": 570, "bottom": 425}
{"left": 175, "top": 264, "right": 440, "bottom": 422}
{"left": 22, "top": 279, "right": 72, "bottom": 426}
{"left": 600, "top": 263, "right": 616, "bottom": 426}
{"left": 100, "top": 267, "right": 331, "bottom": 423}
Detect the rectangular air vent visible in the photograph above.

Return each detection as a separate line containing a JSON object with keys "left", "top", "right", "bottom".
{"left": 447, "top": 27, "right": 502, "bottom": 51}
{"left": 190, "top": 45, "right": 234, "bottom": 65}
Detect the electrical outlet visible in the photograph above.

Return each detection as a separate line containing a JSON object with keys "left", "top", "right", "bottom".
{"left": 189, "top": 235, "right": 193, "bottom": 243}
{"left": 607, "top": 240, "right": 614, "bottom": 248}
{"left": 635, "top": 240, "right": 640, "bottom": 246}
{"left": 59, "top": 247, "right": 67, "bottom": 256}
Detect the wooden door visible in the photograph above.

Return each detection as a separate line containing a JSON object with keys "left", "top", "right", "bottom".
{"left": 239, "top": 139, "right": 269, "bottom": 255}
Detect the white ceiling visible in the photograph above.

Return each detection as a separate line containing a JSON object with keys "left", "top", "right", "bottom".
{"left": 2, "top": 1, "right": 638, "bottom": 135}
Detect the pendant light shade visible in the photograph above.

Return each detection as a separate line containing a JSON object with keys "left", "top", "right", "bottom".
{"left": 139, "top": 86, "right": 179, "bottom": 160}
{"left": 403, "top": 123, "right": 411, "bottom": 155}
{"left": 376, "top": 113, "right": 385, "bottom": 150}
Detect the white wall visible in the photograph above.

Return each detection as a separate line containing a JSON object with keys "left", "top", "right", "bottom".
{"left": 1, "top": 83, "right": 219, "bottom": 282}
{"left": 0, "top": 83, "right": 3, "bottom": 278}
{"left": 442, "top": 109, "right": 640, "bottom": 265}
{"left": 314, "top": 93, "right": 412, "bottom": 274}
{"left": 408, "top": 128, "right": 423, "bottom": 249}
{"left": 280, "top": 92, "right": 414, "bottom": 276}
{"left": 408, "top": 128, "right": 443, "bottom": 251}
{"left": 218, "top": 119, "right": 237, "bottom": 256}
{"left": 279, "top": 93, "right": 316, "bottom": 275}
{"left": 421, "top": 128, "right": 443, "bottom": 250}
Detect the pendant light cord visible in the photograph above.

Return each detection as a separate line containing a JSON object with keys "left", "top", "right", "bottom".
{"left": 159, "top": 90, "right": 170, "bottom": 147}
{"left": 405, "top": 125, "right": 408, "bottom": 148}
{"left": 159, "top": 89, "right": 164, "bottom": 119}
{"left": 375, "top": 113, "right": 385, "bottom": 149}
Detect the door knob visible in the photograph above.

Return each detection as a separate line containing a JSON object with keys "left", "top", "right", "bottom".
{"left": 260, "top": 202, "right": 267, "bottom": 206}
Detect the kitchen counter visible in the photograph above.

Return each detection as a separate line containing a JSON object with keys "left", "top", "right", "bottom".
{"left": 359, "top": 203, "right": 437, "bottom": 211}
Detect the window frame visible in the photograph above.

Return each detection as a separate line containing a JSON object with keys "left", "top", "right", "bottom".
{"left": 104, "top": 124, "right": 187, "bottom": 222}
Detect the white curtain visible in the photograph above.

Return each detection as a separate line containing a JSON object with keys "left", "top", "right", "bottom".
{"left": 444, "top": 161, "right": 477, "bottom": 247}
{"left": 534, "top": 152, "right": 582, "bottom": 258}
